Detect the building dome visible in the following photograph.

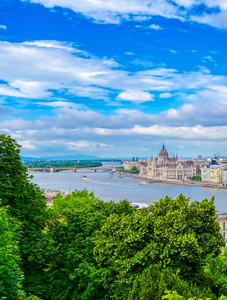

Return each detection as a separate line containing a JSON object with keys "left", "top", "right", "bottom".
{"left": 159, "top": 143, "right": 169, "bottom": 159}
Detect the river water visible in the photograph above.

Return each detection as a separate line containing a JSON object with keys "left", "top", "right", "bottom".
{"left": 30, "top": 162, "right": 227, "bottom": 211}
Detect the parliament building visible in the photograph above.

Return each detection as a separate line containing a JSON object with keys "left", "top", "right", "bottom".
{"left": 139, "top": 144, "right": 196, "bottom": 180}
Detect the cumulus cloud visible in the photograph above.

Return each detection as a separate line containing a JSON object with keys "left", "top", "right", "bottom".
{"left": 22, "top": 0, "right": 227, "bottom": 28}
{"left": 148, "top": 24, "right": 163, "bottom": 30}
{"left": 0, "top": 84, "right": 26, "bottom": 97}
{"left": 1, "top": 39, "right": 226, "bottom": 105}
{"left": 1, "top": 39, "right": 227, "bottom": 156}
{"left": 68, "top": 141, "right": 108, "bottom": 150}
{"left": 159, "top": 92, "right": 171, "bottom": 98}
{"left": 19, "top": 140, "right": 37, "bottom": 150}
{"left": 0, "top": 25, "right": 7, "bottom": 30}
{"left": 2, "top": 100, "right": 227, "bottom": 157}
{"left": 116, "top": 90, "right": 154, "bottom": 103}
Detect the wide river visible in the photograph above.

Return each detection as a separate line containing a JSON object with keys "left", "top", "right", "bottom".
{"left": 31, "top": 162, "right": 227, "bottom": 211}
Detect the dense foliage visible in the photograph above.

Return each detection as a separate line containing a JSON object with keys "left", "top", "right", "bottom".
{"left": 0, "top": 134, "right": 226, "bottom": 300}
{"left": 0, "top": 134, "right": 48, "bottom": 297}
{"left": 118, "top": 166, "right": 140, "bottom": 174}
{"left": 0, "top": 206, "right": 24, "bottom": 299}
{"left": 23, "top": 160, "right": 102, "bottom": 169}
{"left": 190, "top": 175, "right": 202, "bottom": 181}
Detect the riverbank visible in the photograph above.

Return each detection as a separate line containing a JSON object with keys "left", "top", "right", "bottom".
{"left": 118, "top": 171, "right": 227, "bottom": 189}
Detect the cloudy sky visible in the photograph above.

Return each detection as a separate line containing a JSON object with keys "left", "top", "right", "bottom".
{"left": 1, "top": 0, "right": 227, "bottom": 158}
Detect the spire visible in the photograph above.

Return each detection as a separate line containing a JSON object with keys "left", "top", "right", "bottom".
{"left": 148, "top": 151, "right": 151, "bottom": 160}
{"left": 163, "top": 142, "right": 165, "bottom": 150}
{"left": 153, "top": 153, "right": 155, "bottom": 160}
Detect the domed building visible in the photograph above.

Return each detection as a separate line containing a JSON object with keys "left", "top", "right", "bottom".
{"left": 139, "top": 144, "right": 196, "bottom": 180}
{"left": 158, "top": 143, "right": 169, "bottom": 160}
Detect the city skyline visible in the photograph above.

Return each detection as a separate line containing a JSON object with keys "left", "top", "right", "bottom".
{"left": 1, "top": 0, "right": 227, "bottom": 158}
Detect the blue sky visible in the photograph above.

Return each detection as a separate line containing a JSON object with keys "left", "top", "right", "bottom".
{"left": 1, "top": 0, "right": 227, "bottom": 158}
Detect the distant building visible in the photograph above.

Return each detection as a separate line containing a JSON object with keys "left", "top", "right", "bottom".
{"left": 139, "top": 144, "right": 196, "bottom": 180}
{"left": 216, "top": 212, "right": 227, "bottom": 242}
{"left": 132, "top": 157, "right": 138, "bottom": 162}
{"left": 123, "top": 161, "right": 139, "bottom": 171}
{"left": 201, "top": 164, "right": 226, "bottom": 184}
{"left": 201, "top": 163, "right": 227, "bottom": 184}
{"left": 198, "top": 155, "right": 202, "bottom": 160}
{"left": 222, "top": 169, "right": 227, "bottom": 185}
{"left": 209, "top": 165, "right": 223, "bottom": 183}
{"left": 201, "top": 166, "right": 210, "bottom": 182}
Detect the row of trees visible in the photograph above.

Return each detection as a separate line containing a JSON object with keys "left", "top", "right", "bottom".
{"left": 118, "top": 166, "right": 140, "bottom": 174}
{"left": 1, "top": 134, "right": 227, "bottom": 299}
{"left": 23, "top": 160, "right": 102, "bottom": 169}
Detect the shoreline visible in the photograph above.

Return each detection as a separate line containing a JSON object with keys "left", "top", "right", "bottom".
{"left": 119, "top": 171, "right": 227, "bottom": 190}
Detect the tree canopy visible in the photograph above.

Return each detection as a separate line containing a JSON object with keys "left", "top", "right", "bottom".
{"left": 0, "top": 134, "right": 48, "bottom": 296}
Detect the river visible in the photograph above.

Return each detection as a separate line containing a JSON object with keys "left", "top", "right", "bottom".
{"left": 30, "top": 162, "right": 227, "bottom": 211}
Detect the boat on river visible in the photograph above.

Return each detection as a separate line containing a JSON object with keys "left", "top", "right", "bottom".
{"left": 139, "top": 181, "right": 148, "bottom": 185}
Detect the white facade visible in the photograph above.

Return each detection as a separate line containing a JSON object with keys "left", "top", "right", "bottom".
{"left": 123, "top": 161, "right": 139, "bottom": 171}
{"left": 209, "top": 165, "right": 223, "bottom": 183}
{"left": 201, "top": 166, "right": 210, "bottom": 182}
{"left": 139, "top": 145, "right": 196, "bottom": 180}
{"left": 217, "top": 213, "right": 227, "bottom": 243}
{"left": 222, "top": 170, "right": 227, "bottom": 185}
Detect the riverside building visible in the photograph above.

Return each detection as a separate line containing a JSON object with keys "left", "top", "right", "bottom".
{"left": 139, "top": 144, "right": 196, "bottom": 180}
{"left": 201, "top": 164, "right": 227, "bottom": 184}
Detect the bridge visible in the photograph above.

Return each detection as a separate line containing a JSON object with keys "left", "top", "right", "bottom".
{"left": 27, "top": 167, "right": 115, "bottom": 173}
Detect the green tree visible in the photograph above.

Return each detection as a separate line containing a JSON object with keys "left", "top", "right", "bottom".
{"left": 93, "top": 208, "right": 154, "bottom": 299}
{"left": 0, "top": 206, "right": 24, "bottom": 299}
{"left": 130, "top": 166, "right": 139, "bottom": 173}
{"left": 46, "top": 190, "right": 135, "bottom": 299}
{"left": 0, "top": 134, "right": 48, "bottom": 296}
{"left": 93, "top": 194, "right": 224, "bottom": 299}
{"left": 128, "top": 264, "right": 215, "bottom": 300}
{"left": 205, "top": 247, "right": 227, "bottom": 297}
{"left": 149, "top": 194, "right": 225, "bottom": 281}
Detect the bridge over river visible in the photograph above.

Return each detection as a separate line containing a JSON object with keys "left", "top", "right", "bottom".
{"left": 27, "top": 167, "right": 115, "bottom": 173}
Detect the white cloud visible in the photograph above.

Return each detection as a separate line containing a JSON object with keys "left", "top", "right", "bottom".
{"left": 2, "top": 100, "right": 227, "bottom": 157}
{"left": 169, "top": 50, "right": 177, "bottom": 54}
{"left": 24, "top": 0, "right": 181, "bottom": 24}
{"left": 19, "top": 140, "right": 37, "bottom": 150}
{"left": 1, "top": 40, "right": 227, "bottom": 104}
{"left": 68, "top": 141, "right": 108, "bottom": 150}
{"left": 89, "top": 124, "right": 227, "bottom": 141}
{"left": 22, "top": 0, "right": 227, "bottom": 28}
{"left": 36, "top": 101, "right": 82, "bottom": 108}
{"left": 159, "top": 92, "right": 171, "bottom": 98}
{"left": 1, "top": 38, "right": 227, "bottom": 157}
{"left": 0, "top": 84, "right": 26, "bottom": 97}
{"left": 116, "top": 90, "right": 154, "bottom": 103}
{"left": 149, "top": 24, "right": 163, "bottom": 30}
{"left": 0, "top": 25, "right": 7, "bottom": 30}
{"left": 165, "top": 104, "right": 195, "bottom": 119}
